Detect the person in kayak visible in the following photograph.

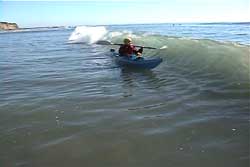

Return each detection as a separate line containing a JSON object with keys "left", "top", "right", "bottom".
{"left": 119, "top": 38, "right": 143, "bottom": 58}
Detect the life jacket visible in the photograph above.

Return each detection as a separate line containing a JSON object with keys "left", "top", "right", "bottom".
{"left": 119, "top": 44, "right": 137, "bottom": 56}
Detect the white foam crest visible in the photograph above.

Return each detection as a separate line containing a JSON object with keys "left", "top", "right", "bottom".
{"left": 68, "top": 26, "right": 107, "bottom": 44}
{"left": 122, "top": 30, "right": 140, "bottom": 39}
{"left": 106, "top": 30, "right": 140, "bottom": 38}
{"left": 142, "top": 32, "right": 156, "bottom": 36}
{"left": 107, "top": 31, "right": 123, "bottom": 38}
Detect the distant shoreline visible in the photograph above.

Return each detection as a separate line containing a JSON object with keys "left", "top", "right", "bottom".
{"left": 20, "top": 21, "right": 250, "bottom": 29}
{"left": 1, "top": 21, "right": 249, "bottom": 30}
{"left": 0, "top": 22, "right": 19, "bottom": 30}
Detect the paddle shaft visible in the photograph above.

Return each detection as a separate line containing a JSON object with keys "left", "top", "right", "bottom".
{"left": 96, "top": 40, "right": 157, "bottom": 49}
{"left": 111, "top": 43, "right": 157, "bottom": 49}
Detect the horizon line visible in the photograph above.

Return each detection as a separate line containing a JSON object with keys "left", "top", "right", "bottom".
{"left": 9, "top": 21, "right": 249, "bottom": 29}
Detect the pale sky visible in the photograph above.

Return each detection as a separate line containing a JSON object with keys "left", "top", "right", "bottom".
{"left": 1, "top": 0, "right": 249, "bottom": 27}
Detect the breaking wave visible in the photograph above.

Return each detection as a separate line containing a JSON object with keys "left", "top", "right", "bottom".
{"left": 68, "top": 26, "right": 250, "bottom": 84}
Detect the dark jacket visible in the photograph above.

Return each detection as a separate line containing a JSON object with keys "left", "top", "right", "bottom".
{"left": 119, "top": 44, "right": 143, "bottom": 56}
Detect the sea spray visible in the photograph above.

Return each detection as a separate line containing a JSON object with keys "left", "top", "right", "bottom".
{"left": 68, "top": 26, "right": 107, "bottom": 44}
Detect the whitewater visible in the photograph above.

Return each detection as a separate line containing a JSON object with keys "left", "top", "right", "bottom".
{"left": 0, "top": 23, "right": 249, "bottom": 167}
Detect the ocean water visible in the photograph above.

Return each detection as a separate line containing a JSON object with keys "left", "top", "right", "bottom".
{"left": 0, "top": 23, "right": 249, "bottom": 167}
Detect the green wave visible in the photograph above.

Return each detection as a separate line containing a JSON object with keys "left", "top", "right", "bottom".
{"left": 108, "top": 32, "right": 250, "bottom": 82}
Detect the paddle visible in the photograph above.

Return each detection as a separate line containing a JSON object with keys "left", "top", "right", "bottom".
{"left": 96, "top": 40, "right": 158, "bottom": 49}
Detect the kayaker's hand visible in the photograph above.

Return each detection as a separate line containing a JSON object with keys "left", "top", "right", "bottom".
{"left": 139, "top": 47, "right": 144, "bottom": 53}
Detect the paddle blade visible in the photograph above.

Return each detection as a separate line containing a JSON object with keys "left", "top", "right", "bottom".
{"left": 159, "top": 45, "right": 168, "bottom": 49}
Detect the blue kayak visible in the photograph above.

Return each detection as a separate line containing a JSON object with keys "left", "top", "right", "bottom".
{"left": 110, "top": 49, "right": 163, "bottom": 69}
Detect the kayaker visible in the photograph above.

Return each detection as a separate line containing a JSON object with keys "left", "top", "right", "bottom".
{"left": 119, "top": 38, "right": 143, "bottom": 58}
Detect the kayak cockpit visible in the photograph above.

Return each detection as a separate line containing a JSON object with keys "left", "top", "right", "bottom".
{"left": 110, "top": 49, "right": 162, "bottom": 69}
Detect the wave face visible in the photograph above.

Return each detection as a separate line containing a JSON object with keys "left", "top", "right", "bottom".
{"left": 142, "top": 35, "right": 249, "bottom": 81}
